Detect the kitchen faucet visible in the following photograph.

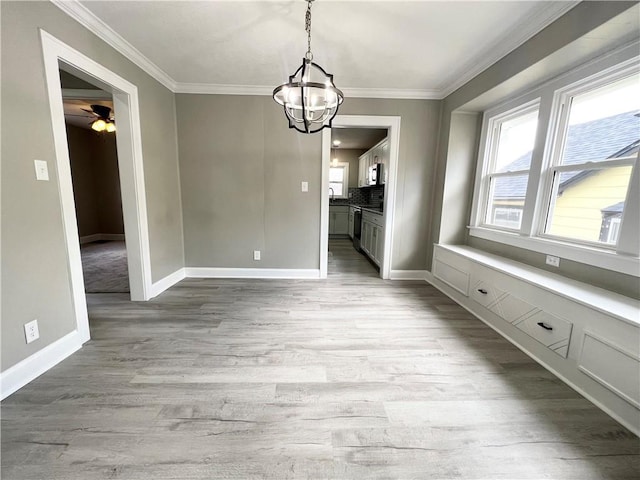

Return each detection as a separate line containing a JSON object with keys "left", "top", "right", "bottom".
{"left": 329, "top": 187, "right": 334, "bottom": 202}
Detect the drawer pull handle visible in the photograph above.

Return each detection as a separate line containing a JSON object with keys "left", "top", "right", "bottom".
{"left": 477, "top": 289, "right": 488, "bottom": 295}
{"left": 537, "top": 322, "right": 553, "bottom": 331}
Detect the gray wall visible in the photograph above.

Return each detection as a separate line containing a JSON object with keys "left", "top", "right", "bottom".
{"left": 431, "top": 1, "right": 640, "bottom": 299}
{"left": 1, "top": 1, "right": 184, "bottom": 371}
{"left": 177, "top": 95, "right": 441, "bottom": 271}
{"left": 66, "top": 124, "right": 124, "bottom": 237}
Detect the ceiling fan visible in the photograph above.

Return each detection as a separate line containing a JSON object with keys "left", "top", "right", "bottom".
{"left": 67, "top": 104, "right": 116, "bottom": 133}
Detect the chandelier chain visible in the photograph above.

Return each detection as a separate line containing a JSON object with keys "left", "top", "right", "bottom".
{"left": 305, "top": 0, "right": 313, "bottom": 60}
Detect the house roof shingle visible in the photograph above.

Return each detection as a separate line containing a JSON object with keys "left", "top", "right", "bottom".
{"left": 494, "top": 110, "right": 640, "bottom": 200}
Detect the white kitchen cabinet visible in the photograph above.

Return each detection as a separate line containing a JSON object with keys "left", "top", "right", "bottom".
{"left": 358, "top": 137, "right": 389, "bottom": 187}
{"left": 361, "top": 210, "right": 384, "bottom": 266}
{"left": 329, "top": 205, "right": 349, "bottom": 235}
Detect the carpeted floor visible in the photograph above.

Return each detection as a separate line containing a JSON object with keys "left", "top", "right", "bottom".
{"left": 80, "top": 240, "right": 130, "bottom": 293}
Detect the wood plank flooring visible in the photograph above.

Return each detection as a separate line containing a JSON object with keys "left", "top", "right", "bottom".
{"left": 2, "top": 239, "right": 638, "bottom": 479}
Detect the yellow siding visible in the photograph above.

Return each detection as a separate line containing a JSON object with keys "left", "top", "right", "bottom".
{"left": 548, "top": 166, "right": 632, "bottom": 242}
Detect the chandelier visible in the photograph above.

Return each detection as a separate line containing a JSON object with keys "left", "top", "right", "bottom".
{"left": 272, "top": 0, "right": 344, "bottom": 134}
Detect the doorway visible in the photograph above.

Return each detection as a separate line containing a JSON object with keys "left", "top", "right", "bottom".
{"left": 320, "top": 116, "right": 401, "bottom": 279}
{"left": 41, "top": 30, "right": 153, "bottom": 343}
{"left": 61, "top": 71, "right": 129, "bottom": 293}
{"left": 326, "top": 127, "right": 387, "bottom": 278}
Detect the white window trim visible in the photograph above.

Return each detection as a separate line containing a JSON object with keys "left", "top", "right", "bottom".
{"left": 329, "top": 162, "right": 350, "bottom": 199}
{"left": 469, "top": 41, "right": 640, "bottom": 277}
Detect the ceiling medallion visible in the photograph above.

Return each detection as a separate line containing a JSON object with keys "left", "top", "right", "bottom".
{"left": 273, "top": 0, "right": 344, "bottom": 134}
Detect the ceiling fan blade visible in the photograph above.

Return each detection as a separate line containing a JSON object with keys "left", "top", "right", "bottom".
{"left": 81, "top": 108, "right": 100, "bottom": 117}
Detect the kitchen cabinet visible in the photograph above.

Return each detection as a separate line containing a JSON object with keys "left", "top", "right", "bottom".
{"left": 361, "top": 209, "right": 384, "bottom": 266}
{"left": 358, "top": 137, "right": 389, "bottom": 187}
{"left": 329, "top": 205, "right": 349, "bottom": 235}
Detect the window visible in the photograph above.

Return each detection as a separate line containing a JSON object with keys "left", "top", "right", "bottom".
{"left": 329, "top": 163, "right": 349, "bottom": 199}
{"left": 543, "top": 73, "right": 639, "bottom": 247}
{"left": 470, "top": 51, "right": 640, "bottom": 276}
{"left": 481, "top": 103, "right": 539, "bottom": 230}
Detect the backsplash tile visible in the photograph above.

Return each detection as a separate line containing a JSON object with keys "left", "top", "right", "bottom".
{"left": 330, "top": 186, "right": 385, "bottom": 209}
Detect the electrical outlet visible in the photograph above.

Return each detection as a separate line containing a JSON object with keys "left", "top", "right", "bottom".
{"left": 24, "top": 319, "right": 40, "bottom": 344}
{"left": 301, "top": 181, "right": 309, "bottom": 193}
{"left": 253, "top": 250, "right": 261, "bottom": 261}
{"left": 545, "top": 255, "right": 560, "bottom": 268}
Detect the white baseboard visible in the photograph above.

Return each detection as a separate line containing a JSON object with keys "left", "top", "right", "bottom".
{"left": 0, "top": 330, "right": 84, "bottom": 400}
{"left": 149, "top": 268, "right": 186, "bottom": 298}
{"left": 389, "top": 270, "right": 428, "bottom": 280}
{"left": 185, "top": 267, "right": 321, "bottom": 279}
{"left": 79, "top": 233, "right": 125, "bottom": 244}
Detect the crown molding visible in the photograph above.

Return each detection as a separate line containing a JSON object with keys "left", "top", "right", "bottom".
{"left": 50, "top": 0, "right": 176, "bottom": 91}
{"left": 174, "top": 83, "right": 275, "bottom": 96}
{"left": 438, "top": 1, "right": 580, "bottom": 98}
{"left": 51, "top": 0, "right": 578, "bottom": 102}
{"left": 341, "top": 87, "right": 442, "bottom": 100}
{"left": 174, "top": 82, "right": 442, "bottom": 99}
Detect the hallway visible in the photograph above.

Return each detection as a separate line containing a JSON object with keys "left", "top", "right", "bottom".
{"left": 328, "top": 238, "right": 379, "bottom": 279}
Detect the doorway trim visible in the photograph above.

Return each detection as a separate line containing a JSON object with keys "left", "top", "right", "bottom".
{"left": 320, "top": 115, "right": 401, "bottom": 279}
{"left": 40, "top": 31, "right": 153, "bottom": 341}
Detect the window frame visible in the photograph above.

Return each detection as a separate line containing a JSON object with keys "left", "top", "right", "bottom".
{"left": 477, "top": 100, "right": 540, "bottom": 233}
{"left": 329, "top": 162, "right": 350, "bottom": 199}
{"left": 469, "top": 45, "right": 640, "bottom": 277}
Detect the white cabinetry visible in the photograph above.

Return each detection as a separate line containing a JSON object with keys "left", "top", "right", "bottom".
{"left": 329, "top": 205, "right": 349, "bottom": 235}
{"left": 432, "top": 244, "right": 640, "bottom": 434}
{"left": 358, "top": 137, "right": 388, "bottom": 187}
{"left": 361, "top": 210, "right": 384, "bottom": 266}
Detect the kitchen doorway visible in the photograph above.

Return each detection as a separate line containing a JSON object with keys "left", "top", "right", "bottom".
{"left": 320, "top": 116, "right": 401, "bottom": 279}
{"left": 325, "top": 127, "right": 387, "bottom": 277}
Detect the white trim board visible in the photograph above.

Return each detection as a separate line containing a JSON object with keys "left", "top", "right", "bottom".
{"left": 150, "top": 268, "right": 186, "bottom": 299}
{"left": 41, "top": 30, "right": 153, "bottom": 305}
{"left": 185, "top": 268, "right": 321, "bottom": 279}
{"left": 389, "top": 270, "right": 429, "bottom": 281}
{"left": 0, "top": 331, "right": 83, "bottom": 400}
{"left": 51, "top": 0, "right": 576, "bottom": 100}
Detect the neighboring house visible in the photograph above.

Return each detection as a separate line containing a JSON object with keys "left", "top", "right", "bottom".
{"left": 492, "top": 111, "right": 640, "bottom": 239}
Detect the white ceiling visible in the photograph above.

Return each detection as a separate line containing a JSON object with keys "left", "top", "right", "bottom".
{"left": 55, "top": 1, "right": 578, "bottom": 98}
{"left": 331, "top": 128, "right": 387, "bottom": 150}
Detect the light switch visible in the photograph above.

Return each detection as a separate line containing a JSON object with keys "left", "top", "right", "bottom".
{"left": 301, "top": 181, "right": 309, "bottom": 193}
{"left": 34, "top": 160, "right": 49, "bottom": 181}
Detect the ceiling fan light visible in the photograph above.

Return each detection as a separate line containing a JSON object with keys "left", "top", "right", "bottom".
{"left": 105, "top": 122, "right": 116, "bottom": 133}
{"left": 91, "top": 119, "right": 107, "bottom": 132}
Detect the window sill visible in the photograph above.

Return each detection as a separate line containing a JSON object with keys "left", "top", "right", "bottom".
{"left": 468, "top": 226, "right": 640, "bottom": 277}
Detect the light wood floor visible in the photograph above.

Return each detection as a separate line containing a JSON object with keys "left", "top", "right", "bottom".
{"left": 2, "top": 239, "right": 638, "bottom": 479}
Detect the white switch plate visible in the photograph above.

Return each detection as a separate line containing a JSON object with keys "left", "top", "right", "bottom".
{"left": 301, "top": 181, "right": 309, "bottom": 193}
{"left": 24, "top": 319, "right": 40, "bottom": 344}
{"left": 546, "top": 255, "right": 560, "bottom": 267}
{"left": 253, "top": 250, "right": 261, "bottom": 261}
{"left": 34, "top": 160, "right": 49, "bottom": 181}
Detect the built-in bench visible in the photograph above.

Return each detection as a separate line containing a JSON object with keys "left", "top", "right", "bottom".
{"left": 431, "top": 244, "right": 640, "bottom": 435}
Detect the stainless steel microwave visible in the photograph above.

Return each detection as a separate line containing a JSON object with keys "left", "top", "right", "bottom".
{"left": 368, "top": 163, "right": 384, "bottom": 186}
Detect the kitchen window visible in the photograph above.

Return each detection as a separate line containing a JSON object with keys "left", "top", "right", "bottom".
{"left": 329, "top": 163, "right": 349, "bottom": 199}
{"left": 469, "top": 49, "right": 640, "bottom": 276}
